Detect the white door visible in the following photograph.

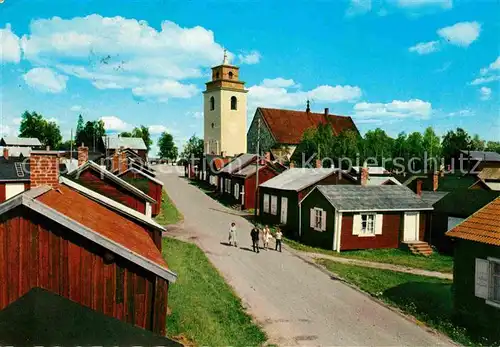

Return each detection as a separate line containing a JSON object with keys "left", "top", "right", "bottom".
{"left": 280, "top": 197, "right": 288, "bottom": 224}
{"left": 403, "top": 212, "right": 419, "bottom": 241}
{"left": 5, "top": 183, "right": 25, "bottom": 200}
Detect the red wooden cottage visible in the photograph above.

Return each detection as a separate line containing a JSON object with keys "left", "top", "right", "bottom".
{"left": 117, "top": 167, "right": 164, "bottom": 217}
{"left": 69, "top": 160, "right": 157, "bottom": 217}
{"left": 217, "top": 153, "right": 257, "bottom": 195}
{"left": 0, "top": 148, "right": 30, "bottom": 203}
{"left": 0, "top": 150, "right": 176, "bottom": 336}
{"left": 299, "top": 185, "right": 433, "bottom": 252}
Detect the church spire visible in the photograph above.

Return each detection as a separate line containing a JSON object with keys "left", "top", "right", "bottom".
{"left": 222, "top": 48, "right": 229, "bottom": 65}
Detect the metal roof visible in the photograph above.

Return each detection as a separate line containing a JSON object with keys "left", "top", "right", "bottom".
{"left": 312, "top": 185, "right": 433, "bottom": 212}
{"left": 1, "top": 146, "right": 31, "bottom": 157}
{"left": 102, "top": 136, "right": 147, "bottom": 150}
{"left": 219, "top": 154, "right": 256, "bottom": 174}
{"left": 1, "top": 137, "right": 42, "bottom": 147}
{"left": 419, "top": 191, "right": 449, "bottom": 206}
{"left": 366, "top": 176, "right": 402, "bottom": 186}
{"left": 259, "top": 168, "right": 339, "bottom": 191}
{"left": 460, "top": 150, "right": 500, "bottom": 162}
{"left": 0, "top": 156, "right": 30, "bottom": 182}
{"left": 351, "top": 166, "right": 389, "bottom": 175}
{"left": 233, "top": 164, "right": 266, "bottom": 178}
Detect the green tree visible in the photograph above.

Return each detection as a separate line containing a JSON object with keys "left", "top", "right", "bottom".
{"left": 486, "top": 141, "right": 500, "bottom": 153}
{"left": 441, "top": 128, "right": 471, "bottom": 164}
{"left": 75, "top": 114, "right": 84, "bottom": 142}
{"left": 363, "top": 128, "right": 393, "bottom": 164}
{"left": 471, "top": 134, "right": 486, "bottom": 151}
{"left": 119, "top": 131, "right": 133, "bottom": 137}
{"left": 422, "top": 127, "right": 442, "bottom": 172}
{"left": 158, "top": 132, "right": 178, "bottom": 163}
{"left": 121, "top": 125, "right": 153, "bottom": 152}
{"left": 180, "top": 135, "right": 204, "bottom": 160}
{"left": 79, "top": 120, "right": 106, "bottom": 151}
{"left": 19, "top": 111, "right": 62, "bottom": 149}
{"left": 405, "top": 132, "right": 424, "bottom": 171}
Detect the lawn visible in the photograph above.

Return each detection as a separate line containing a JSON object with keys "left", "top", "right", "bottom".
{"left": 317, "top": 260, "right": 494, "bottom": 346}
{"left": 162, "top": 237, "right": 267, "bottom": 346}
{"left": 284, "top": 238, "right": 453, "bottom": 273}
{"left": 154, "top": 190, "right": 183, "bottom": 226}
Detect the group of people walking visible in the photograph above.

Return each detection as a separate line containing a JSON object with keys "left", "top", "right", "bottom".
{"left": 228, "top": 222, "right": 282, "bottom": 253}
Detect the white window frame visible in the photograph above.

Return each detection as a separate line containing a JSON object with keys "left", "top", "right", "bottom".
{"left": 360, "top": 213, "right": 376, "bottom": 236}
{"left": 234, "top": 183, "right": 240, "bottom": 200}
{"left": 310, "top": 207, "right": 326, "bottom": 232}
{"left": 225, "top": 178, "right": 231, "bottom": 193}
{"left": 263, "top": 194, "right": 270, "bottom": 213}
{"left": 270, "top": 195, "right": 278, "bottom": 215}
{"left": 485, "top": 257, "right": 500, "bottom": 308}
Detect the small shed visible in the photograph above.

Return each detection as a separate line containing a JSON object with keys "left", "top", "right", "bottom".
{"left": 231, "top": 163, "right": 279, "bottom": 210}
{"left": 118, "top": 167, "right": 164, "bottom": 216}
{"left": 217, "top": 154, "right": 256, "bottom": 194}
{"left": 299, "top": 185, "right": 433, "bottom": 251}
{"left": 445, "top": 197, "right": 500, "bottom": 342}
{"left": 259, "top": 168, "right": 356, "bottom": 232}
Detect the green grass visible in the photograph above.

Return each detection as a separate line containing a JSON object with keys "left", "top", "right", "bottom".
{"left": 317, "top": 260, "right": 494, "bottom": 346}
{"left": 162, "top": 237, "right": 267, "bottom": 346}
{"left": 284, "top": 238, "right": 453, "bottom": 273}
{"left": 154, "top": 190, "right": 183, "bottom": 226}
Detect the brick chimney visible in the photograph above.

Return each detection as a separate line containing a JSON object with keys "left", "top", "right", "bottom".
{"left": 3, "top": 147, "right": 8, "bottom": 160}
{"left": 433, "top": 172, "right": 439, "bottom": 192}
{"left": 315, "top": 159, "right": 322, "bottom": 168}
{"left": 360, "top": 167, "right": 369, "bottom": 186}
{"left": 324, "top": 108, "right": 329, "bottom": 116}
{"left": 30, "top": 150, "right": 60, "bottom": 188}
{"left": 77, "top": 143, "right": 88, "bottom": 167}
{"left": 416, "top": 179, "right": 423, "bottom": 197}
{"left": 112, "top": 151, "right": 119, "bottom": 172}
{"left": 289, "top": 161, "right": 295, "bottom": 168}
{"left": 119, "top": 149, "right": 128, "bottom": 173}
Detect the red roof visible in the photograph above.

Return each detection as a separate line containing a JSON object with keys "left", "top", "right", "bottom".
{"left": 36, "top": 185, "right": 168, "bottom": 269}
{"left": 258, "top": 107, "right": 358, "bottom": 145}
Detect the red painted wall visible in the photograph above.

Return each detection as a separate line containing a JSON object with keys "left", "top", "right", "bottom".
{"left": 340, "top": 212, "right": 402, "bottom": 251}
{"left": 243, "top": 167, "right": 278, "bottom": 210}
{"left": 0, "top": 208, "right": 168, "bottom": 335}
{"left": 77, "top": 169, "right": 146, "bottom": 214}
{"left": 120, "top": 171, "right": 162, "bottom": 217}
{"left": 0, "top": 183, "right": 5, "bottom": 203}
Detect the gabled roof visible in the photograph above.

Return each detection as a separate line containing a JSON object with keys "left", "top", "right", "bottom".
{"left": 260, "top": 168, "right": 349, "bottom": 192}
{"left": 117, "top": 167, "right": 164, "bottom": 186}
{"left": 310, "top": 185, "right": 433, "bottom": 212}
{"left": 0, "top": 186, "right": 176, "bottom": 282}
{"left": 102, "top": 136, "right": 147, "bottom": 150}
{"left": 0, "top": 157, "right": 30, "bottom": 182}
{"left": 1, "top": 137, "right": 41, "bottom": 147}
{"left": 446, "top": 197, "right": 500, "bottom": 246}
{"left": 0, "top": 287, "right": 181, "bottom": 346}
{"left": 419, "top": 191, "right": 449, "bottom": 206}
{"left": 365, "top": 176, "right": 402, "bottom": 186}
{"left": 427, "top": 189, "right": 500, "bottom": 217}
{"left": 219, "top": 154, "right": 256, "bottom": 174}
{"left": 233, "top": 163, "right": 276, "bottom": 178}
{"left": 478, "top": 167, "right": 500, "bottom": 181}
{"left": 69, "top": 161, "right": 156, "bottom": 204}
{"left": 257, "top": 107, "right": 358, "bottom": 145}
{"left": 60, "top": 177, "right": 164, "bottom": 232}
{"left": 460, "top": 150, "right": 500, "bottom": 162}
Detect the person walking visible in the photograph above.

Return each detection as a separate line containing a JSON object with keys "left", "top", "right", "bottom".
{"left": 228, "top": 222, "right": 237, "bottom": 247}
{"left": 251, "top": 226, "right": 260, "bottom": 253}
{"left": 275, "top": 227, "right": 283, "bottom": 252}
{"left": 263, "top": 225, "right": 271, "bottom": 250}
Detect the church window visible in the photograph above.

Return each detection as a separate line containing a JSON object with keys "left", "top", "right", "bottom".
{"left": 210, "top": 96, "right": 215, "bottom": 110}
{"left": 228, "top": 71, "right": 233, "bottom": 79}
{"left": 215, "top": 72, "right": 220, "bottom": 79}
{"left": 231, "top": 96, "right": 237, "bottom": 110}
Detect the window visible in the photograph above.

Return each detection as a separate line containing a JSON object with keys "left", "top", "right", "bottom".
{"left": 475, "top": 258, "right": 500, "bottom": 307}
{"left": 361, "top": 214, "right": 376, "bottom": 235}
{"left": 263, "top": 194, "right": 270, "bottom": 213}
{"left": 270, "top": 195, "right": 278, "bottom": 215}
{"left": 215, "top": 72, "right": 220, "bottom": 79}
{"left": 210, "top": 96, "right": 215, "bottom": 110}
{"left": 310, "top": 207, "right": 326, "bottom": 231}
{"left": 228, "top": 71, "right": 233, "bottom": 79}
{"left": 225, "top": 178, "right": 231, "bottom": 193}
{"left": 231, "top": 96, "right": 237, "bottom": 110}
{"left": 234, "top": 183, "right": 240, "bottom": 200}
{"left": 493, "top": 262, "right": 500, "bottom": 303}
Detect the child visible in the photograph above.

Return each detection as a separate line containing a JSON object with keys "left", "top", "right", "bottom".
{"left": 275, "top": 227, "right": 283, "bottom": 252}
{"left": 228, "top": 222, "right": 237, "bottom": 247}
{"left": 263, "top": 225, "right": 271, "bottom": 250}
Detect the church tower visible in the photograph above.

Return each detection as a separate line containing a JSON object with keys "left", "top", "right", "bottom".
{"left": 203, "top": 50, "right": 248, "bottom": 156}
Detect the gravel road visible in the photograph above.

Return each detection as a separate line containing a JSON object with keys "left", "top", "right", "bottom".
{"left": 157, "top": 166, "right": 455, "bottom": 347}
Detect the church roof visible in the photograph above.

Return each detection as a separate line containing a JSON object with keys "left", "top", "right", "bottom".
{"left": 257, "top": 107, "right": 358, "bottom": 145}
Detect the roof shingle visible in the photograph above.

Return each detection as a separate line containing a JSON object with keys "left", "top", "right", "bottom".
{"left": 1, "top": 137, "right": 42, "bottom": 147}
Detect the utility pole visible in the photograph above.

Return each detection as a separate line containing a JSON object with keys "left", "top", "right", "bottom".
{"left": 254, "top": 117, "right": 261, "bottom": 221}
{"left": 70, "top": 128, "right": 73, "bottom": 159}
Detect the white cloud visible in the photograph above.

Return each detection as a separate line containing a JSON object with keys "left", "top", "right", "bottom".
{"left": 132, "top": 80, "right": 199, "bottom": 102}
{"left": 447, "top": 109, "right": 474, "bottom": 117}
{"left": 0, "top": 124, "right": 13, "bottom": 137}
{"left": 11, "top": 117, "right": 22, "bottom": 125}
{"left": 352, "top": 99, "right": 432, "bottom": 119}
{"left": 148, "top": 125, "right": 169, "bottom": 134}
{"left": 238, "top": 51, "right": 261, "bottom": 65}
{"left": 100, "top": 116, "right": 130, "bottom": 131}
{"left": 70, "top": 105, "right": 82, "bottom": 112}
{"left": 346, "top": 0, "right": 372, "bottom": 17}
{"left": 0, "top": 24, "right": 21, "bottom": 63}
{"left": 248, "top": 79, "right": 362, "bottom": 109}
{"left": 437, "top": 21, "right": 481, "bottom": 47}
{"left": 471, "top": 56, "right": 500, "bottom": 85}
{"left": 187, "top": 111, "right": 203, "bottom": 120}
{"left": 23, "top": 67, "right": 68, "bottom": 93}
{"left": 18, "top": 15, "right": 257, "bottom": 101}
{"left": 479, "top": 86, "right": 492, "bottom": 101}
{"left": 409, "top": 41, "right": 440, "bottom": 54}
{"left": 397, "top": 0, "right": 452, "bottom": 9}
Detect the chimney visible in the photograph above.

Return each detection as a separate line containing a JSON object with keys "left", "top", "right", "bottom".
{"left": 112, "top": 151, "right": 119, "bottom": 172}
{"left": 3, "top": 147, "right": 8, "bottom": 160}
{"left": 315, "top": 159, "right": 322, "bottom": 168}
{"left": 264, "top": 152, "right": 271, "bottom": 162}
{"left": 77, "top": 143, "right": 89, "bottom": 167}
{"left": 360, "top": 167, "right": 369, "bottom": 186}
{"left": 119, "top": 150, "right": 128, "bottom": 173}
{"left": 306, "top": 100, "right": 310, "bottom": 114}
{"left": 416, "top": 179, "right": 423, "bottom": 197}
{"left": 433, "top": 172, "right": 439, "bottom": 192}
{"left": 289, "top": 161, "right": 295, "bottom": 168}
{"left": 30, "top": 150, "right": 60, "bottom": 188}
{"left": 324, "top": 108, "right": 329, "bottom": 116}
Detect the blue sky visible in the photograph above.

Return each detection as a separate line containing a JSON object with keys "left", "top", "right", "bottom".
{"left": 1, "top": 0, "right": 499, "bottom": 155}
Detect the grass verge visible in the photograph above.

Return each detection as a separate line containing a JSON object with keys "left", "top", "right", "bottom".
{"left": 285, "top": 237, "right": 453, "bottom": 273}
{"left": 163, "top": 237, "right": 267, "bottom": 346}
{"left": 317, "top": 260, "right": 493, "bottom": 346}
{"left": 155, "top": 190, "right": 183, "bottom": 226}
